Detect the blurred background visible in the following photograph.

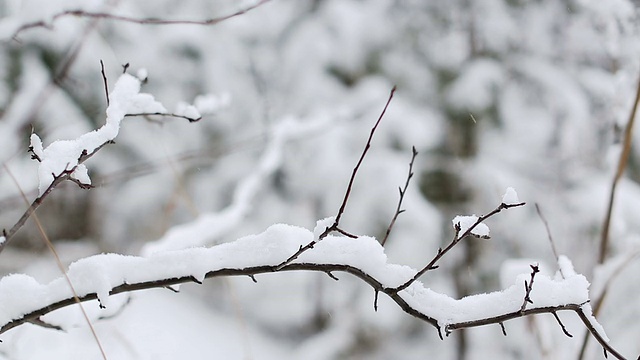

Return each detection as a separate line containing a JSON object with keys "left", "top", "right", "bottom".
{"left": 0, "top": 0, "right": 638, "bottom": 359}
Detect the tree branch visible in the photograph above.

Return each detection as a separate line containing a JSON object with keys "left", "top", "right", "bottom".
{"left": 0, "top": 142, "right": 109, "bottom": 253}
{"left": 11, "top": 0, "right": 272, "bottom": 38}
{"left": 275, "top": 86, "right": 396, "bottom": 270}
{"left": 393, "top": 201, "right": 526, "bottom": 293}
{"left": 381, "top": 146, "right": 417, "bottom": 246}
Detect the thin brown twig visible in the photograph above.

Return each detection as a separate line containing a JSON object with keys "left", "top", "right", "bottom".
{"left": 125, "top": 112, "right": 202, "bottom": 122}
{"left": 600, "top": 71, "right": 640, "bottom": 264}
{"left": 552, "top": 311, "right": 573, "bottom": 338}
{"left": 274, "top": 86, "right": 397, "bottom": 271}
{"left": 534, "top": 203, "right": 565, "bottom": 279}
{"left": 323, "top": 86, "right": 397, "bottom": 237}
{"left": 519, "top": 264, "right": 539, "bottom": 314}
{"left": 100, "top": 60, "right": 109, "bottom": 107}
{"left": 2, "top": 164, "right": 107, "bottom": 360}
{"left": 393, "top": 200, "right": 526, "bottom": 293}
{"left": 11, "top": 0, "right": 272, "bottom": 38}
{"left": 381, "top": 146, "right": 418, "bottom": 246}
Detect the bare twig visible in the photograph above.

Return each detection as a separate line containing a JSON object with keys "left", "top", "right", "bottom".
{"left": 600, "top": 71, "right": 640, "bottom": 264}
{"left": 321, "top": 86, "right": 397, "bottom": 238}
{"left": 11, "top": 0, "right": 272, "bottom": 38}
{"left": 534, "top": 203, "right": 565, "bottom": 279}
{"left": 393, "top": 200, "right": 526, "bottom": 293}
{"left": 552, "top": 311, "right": 573, "bottom": 337}
{"left": 274, "top": 86, "right": 397, "bottom": 271}
{"left": 519, "top": 264, "right": 540, "bottom": 314}
{"left": 381, "top": 146, "right": 418, "bottom": 246}
{"left": 27, "top": 318, "right": 64, "bottom": 331}
{"left": 100, "top": 60, "right": 109, "bottom": 107}
{"left": 125, "top": 112, "right": 202, "bottom": 122}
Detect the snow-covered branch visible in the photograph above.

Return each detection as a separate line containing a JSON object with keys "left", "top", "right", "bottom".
{"left": 1, "top": 71, "right": 218, "bottom": 252}
{"left": 0, "top": 223, "right": 621, "bottom": 357}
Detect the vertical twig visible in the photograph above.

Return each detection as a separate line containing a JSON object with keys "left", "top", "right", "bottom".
{"left": 381, "top": 146, "right": 417, "bottom": 246}
{"left": 600, "top": 71, "right": 640, "bottom": 264}
{"left": 275, "top": 86, "right": 397, "bottom": 271}
{"left": 534, "top": 203, "right": 564, "bottom": 279}
{"left": 100, "top": 60, "right": 109, "bottom": 107}
{"left": 519, "top": 264, "right": 539, "bottom": 314}
{"left": 320, "top": 86, "right": 397, "bottom": 238}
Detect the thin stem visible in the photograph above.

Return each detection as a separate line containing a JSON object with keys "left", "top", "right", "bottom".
{"left": 393, "top": 201, "right": 525, "bottom": 292}
{"left": 275, "top": 86, "right": 397, "bottom": 270}
{"left": 332, "top": 86, "right": 396, "bottom": 227}
{"left": 100, "top": 60, "right": 109, "bottom": 107}
{"left": 125, "top": 112, "right": 202, "bottom": 122}
{"left": 381, "top": 146, "right": 417, "bottom": 246}
{"left": 12, "top": 0, "right": 272, "bottom": 38}
{"left": 600, "top": 70, "right": 640, "bottom": 264}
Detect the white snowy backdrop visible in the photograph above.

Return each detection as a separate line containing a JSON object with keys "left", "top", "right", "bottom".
{"left": 0, "top": 0, "right": 638, "bottom": 359}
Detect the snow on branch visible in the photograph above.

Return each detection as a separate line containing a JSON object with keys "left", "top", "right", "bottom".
{"left": 31, "top": 73, "right": 165, "bottom": 196}
{"left": 2, "top": 71, "right": 205, "bottom": 253}
{"left": 0, "top": 223, "right": 619, "bottom": 357}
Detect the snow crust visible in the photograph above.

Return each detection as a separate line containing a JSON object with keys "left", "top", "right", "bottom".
{"left": 502, "top": 187, "right": 521, "bottom": 205}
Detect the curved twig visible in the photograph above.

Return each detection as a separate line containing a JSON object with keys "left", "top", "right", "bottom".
{"left": 11, "top": 0, "right": 272, "bottom": 39}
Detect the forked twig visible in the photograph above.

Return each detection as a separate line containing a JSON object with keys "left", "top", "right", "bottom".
{"left": 393, "top": 200, "right": 525, "bottom": 293}
{"left": 519, "top": 264, "right": 539, "bottom": 314}
{"left": 381, "top": 146, "right": 418, "bottom": 246}
{"left": 274, "top": 86, "right": 397, "bottom": 271}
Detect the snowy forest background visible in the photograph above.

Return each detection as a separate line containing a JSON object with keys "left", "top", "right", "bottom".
{"left": 0, "top": 0, "right": 639, "bottom": 359}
